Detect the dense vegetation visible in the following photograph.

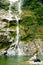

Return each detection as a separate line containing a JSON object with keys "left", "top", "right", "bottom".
{"left": 20, "top": 0, "right": 43, "bottom": 42}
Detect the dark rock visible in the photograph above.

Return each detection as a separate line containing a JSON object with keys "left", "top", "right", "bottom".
{"left": 4, "top": 51, "right": 7, "bottom": 55}
{"left": 34, "top": 58, "right": 41, "bottom": 62}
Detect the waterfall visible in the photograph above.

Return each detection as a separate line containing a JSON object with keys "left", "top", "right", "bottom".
{"left": 15, "top": 0, "right": 25, "bottom": 55}
{"left": 15, "top": 15, "right": 20, "bottom": 45}
{"left": 7, "top": 0, "right": 25, "bottom": 56}
{"left": 9, "top": 0, "right": 18, "bottom": 3}
{"left": 18, "top": 0, "right": 22, "bottom": 14}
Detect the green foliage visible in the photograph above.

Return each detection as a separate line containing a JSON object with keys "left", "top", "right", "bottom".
{"left": 0, "top": 0, "right": 9, "bottom": 10}
{"left": 20, "top": 0, "right": 43, "bottom": 42}
{"left": 34, "top": 6, "right": 43, "bottom": 26}
{"left": 10, "top": 31, "right": 16, "bottom": 38}
{"left": 20, "top": 16, "right": 34, "bottom": 27}
{"left": 10, "top": 20, "right": 17, "bottom": 26}
{"left": 22, "top": 0, "right": 31, "bottom": 6}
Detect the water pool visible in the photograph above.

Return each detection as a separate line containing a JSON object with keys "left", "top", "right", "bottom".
{"left": 0, "top": 56, "right": 30, "bottom": 65}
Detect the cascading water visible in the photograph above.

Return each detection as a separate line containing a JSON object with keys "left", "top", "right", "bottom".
{"left": 18, "top": 0, "right": 22, "bottom": 14}
{"left": 7, "top": 0, "right": 25, "bottom": 56}
{"left": 16, "top": 1, "right": 24, "bottom": 55}
{"left": 15, "top": 15, "right": 24, "bottom": 55}
{"left": 9, "top": 0, "right": 18, "bottom": 2}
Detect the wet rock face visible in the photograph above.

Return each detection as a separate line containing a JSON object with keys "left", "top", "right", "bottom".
{"left": 34, "top": 39, "right": 43, "bottom": 55}
{"left": 18, "top": 39, "right": 43, "bottom": 55}
{"left": 0, "top": 34, "right": 10, "bottom": 50}
{"left": 0, "top": 39, "right": 43, "bottom": 55}
{"left": 0, "top": 22, "right": 7, "bottom": 29}
{"left": 0, "top": 35, "right": 9, "bottom": 43}
{"left": 23, "top": 41, "right": 36, "bottom": 55}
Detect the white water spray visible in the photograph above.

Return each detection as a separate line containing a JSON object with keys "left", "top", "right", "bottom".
{"left": 9, "top": 0, "right": 18, "bottom": 3}
{"left": 7, "top": 0, "right": 24, "bottom": 56}
{"left": 18, "top": 0, "right": 22, "bottom": 14}
{"left": 15, "top": 0, "right": 24, "bottom": 55}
